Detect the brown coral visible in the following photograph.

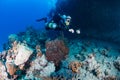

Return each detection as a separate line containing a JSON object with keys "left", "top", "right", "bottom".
{"left": 41, "top": 76, "right": 66, "bottom": 80}
{"left": 103, "top": 76, "right": 117, "bottom": 80}
{"left": 36, "top": 45, "right": 42, "bottom": 57}
{"left": 45, "top": 39, "right": 69, "bottom": 67}
{"left": 69, "top": 61, "right": 82, "bottom": 73}
{"left": 6, "top": 63, "right": 17, "bottom": 76}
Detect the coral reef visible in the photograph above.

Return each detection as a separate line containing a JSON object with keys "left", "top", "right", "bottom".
{"left": 51, "top": 39, "right": 120, "bottom": 80}
{"left": 114, "top": 56, "right": 120, "bottom": 71}
{"left": 25, "top": 55, "right": 55, "bottom": 79}
{"left": 8, "top": 34, "right": 18, "bottom": 43}
{"left": 84, "top": 53, "right": 99, "bottom": 71}
{"left": 0, "top": 27, "right": 119, "bottom": 80}
{"left": 17, "top": 26, "right": 47, "bottom": 49}
{"left": 14, "top": 44, "right": 33, "bottom": 65}
{"left": 45, "top": 39, "right": 69, "bottom": 67}
{"left": 69, "top": 61, "right": 82, "bottom": 73}
{"left": 99, "top": 48, "right": 109, "bottom": 57}
{"left": 36, "top": 44, "right": 43, "bottom": 57}
{"left": 0, "top": 61, "right": 8, "bottom": 80}
{"left": 4, "top": 42, "right": 34, "bottom": 79}
{"left": 103, "top": 76, "right": 117, "bottom": 80}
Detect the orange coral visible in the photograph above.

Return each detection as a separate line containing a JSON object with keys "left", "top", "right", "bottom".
{"left": 6, "top": 63, "right": 17, "bottom": 76}
{"left": 69, "top": 61, "right": 82, "bottom": 73}
{"left": 35, "top": 45, "right": 42, "bottom": 57}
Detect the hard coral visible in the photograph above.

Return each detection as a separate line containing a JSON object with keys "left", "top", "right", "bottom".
{"left": 103, "top": 76, "right": 117, "bottom": 80}
{"left": 36, "top": 45, "right": 43, "bottom": 57}
{"left": 14, "top": 43, "right": 33, "bottom": 65}
{"left": 69, "top": 61, "right": 82, "bottom": 73}
{"left": 8, "top": 34, "right": 18, "bottom": 43}
{"left": 84, "top": 53, "right": 99, "bottom": 71}
{"left": 6, "top": 63, "right": 17, "bottom": 76}
{"left": 46, "top": 39, "right": 69, "bottom": 67}
{"left": 0, "top": 61, "right": 8, "bottom": 80}
{"left": 25, "top": 54, "right": 55, "bottom": 79}
{"left": 113, "top": 57, "right": 120, "bottom": 71}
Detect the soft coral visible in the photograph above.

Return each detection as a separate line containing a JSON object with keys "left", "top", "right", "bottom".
{"left": 45, "top": 39, "right": 69, "bottom": 67}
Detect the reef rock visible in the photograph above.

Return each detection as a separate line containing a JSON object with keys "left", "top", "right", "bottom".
{"left": 25, "top": 55, "right": 55, "bottom": 79}
{"left": 0, "top": 61, "right": 8, "bottom": 80}
{"left": 0, "top": 51, "right": 7, "bottom": 61}
{"left": 99, "top": 48, "right": 109, "bottom": 57}
{"left": 8, "top": 34, "right": 18, "bottom": 43}
{"left": 114, "top": 56, "right": 120, "bottom": 71}
{"left": 84, "top": 54, "right": 99, "bottom": 71}
{"left": 14, "top": 44, "right": 33, "bottom": 65}
{"left": 103, "top": 76, "right": 117, "bottom": 80}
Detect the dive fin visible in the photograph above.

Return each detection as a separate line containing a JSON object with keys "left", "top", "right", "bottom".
{"left": 36, "top": 17, "right": 47, "bottom": 23}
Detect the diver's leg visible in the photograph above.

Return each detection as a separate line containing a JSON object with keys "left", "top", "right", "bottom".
{"left": 36, "top": 17, "right": 47, "bottom": 23}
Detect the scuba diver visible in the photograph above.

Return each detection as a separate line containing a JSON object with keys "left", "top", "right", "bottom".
{"left": 36, "top": 13, "right": 80, "bottom": 34}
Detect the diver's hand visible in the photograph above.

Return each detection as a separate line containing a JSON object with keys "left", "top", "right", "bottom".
{"left": 68, "top": 29, "right": 74, "bottom": 33}
{"left": 76, "top": 29, "right": 80, "bottom": 34}
{"left": 68, "top": 29, "right": 81, "bottom": 34}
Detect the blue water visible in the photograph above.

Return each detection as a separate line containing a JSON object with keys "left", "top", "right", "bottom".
{"left": 0, "top": 0, "right": 57, "bottom": 51}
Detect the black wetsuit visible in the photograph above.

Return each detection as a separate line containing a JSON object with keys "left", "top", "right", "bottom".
{"left": 46, "top": 14, "right": 69, "bottom": 30}
{"left": 36, "top": 14, "right": 70, "bottom": 31}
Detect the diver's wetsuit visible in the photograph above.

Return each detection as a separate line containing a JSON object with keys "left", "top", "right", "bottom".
{"left": 36, "top": 17, "right": 47, "bottom": 23}
{"left": 48, "top": 14, "right": 70, "bottom": 30}
{"left": 36, "top": 14, "right": 70, "bottom": 31}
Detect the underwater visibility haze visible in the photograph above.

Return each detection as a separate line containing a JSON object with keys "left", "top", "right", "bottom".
{"left": 0, "top": 0, "right": 57, "bottom": 51}
{"left": 0, "top": 0, "right": 120, "bottom": 80}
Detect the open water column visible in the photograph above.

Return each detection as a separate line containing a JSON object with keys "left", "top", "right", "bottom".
{"left": 0, "top": 0, "right": 57, "bottom": 51}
